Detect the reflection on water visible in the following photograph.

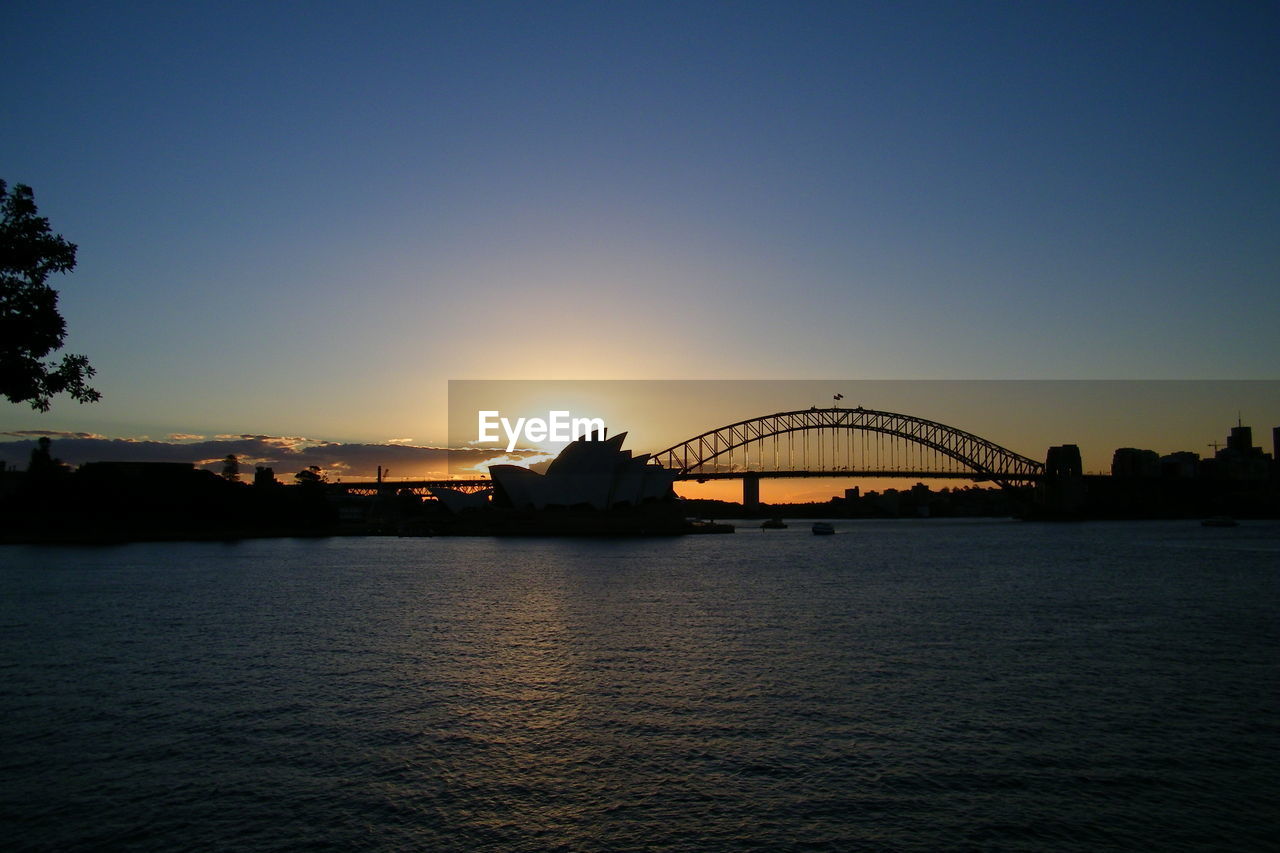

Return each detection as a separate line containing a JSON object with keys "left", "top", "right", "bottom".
{"left": 2, "top": 520, "right": 1277, "bottom": 851}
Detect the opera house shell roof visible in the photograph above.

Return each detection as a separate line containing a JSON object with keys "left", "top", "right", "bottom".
{"left": 488, "top": 432, "right": 676, "bottom": 511}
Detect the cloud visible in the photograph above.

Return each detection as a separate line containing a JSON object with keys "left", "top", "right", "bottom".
{"left": 2, "top": 429, "right": 104, "bottom": 439}
{"left": 168, "top": 433, "right": 206, "bottom": 441}
{"left": 465, "top": 451, "right": 557, "bottom": 474}
{"left": 0, "top": 434, "right": 529, "bottom": 480}
{"left": 215, "top": 434, "right": 313, "bottom": 447}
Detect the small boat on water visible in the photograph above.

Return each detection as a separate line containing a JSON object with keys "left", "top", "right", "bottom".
{"left": 1201, "top": 516, "right": 1239, "bottom": 528}
{"left": 811, "top": 522, "right": 835, "bottom": 535}
{"left": 761, "top": 518, "right": 787, "bottom": 529}
{"left": 687, "top": 519, "right": 735, "bottom": 534}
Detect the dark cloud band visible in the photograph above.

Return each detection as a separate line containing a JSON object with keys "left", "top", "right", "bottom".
{"left": 0, "top": 436, "right": 520, "bottom": 480}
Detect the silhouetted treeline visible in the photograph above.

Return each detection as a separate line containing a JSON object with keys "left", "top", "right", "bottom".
{"left": 0, "top": 459, "right": 339, "bottom": 544}
{"left": 685, "top": 475, "right": 1280, "bottom": 521}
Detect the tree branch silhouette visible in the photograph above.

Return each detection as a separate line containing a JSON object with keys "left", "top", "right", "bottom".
{"left": 1, "top": 180, "right": 100, "bottom": 411}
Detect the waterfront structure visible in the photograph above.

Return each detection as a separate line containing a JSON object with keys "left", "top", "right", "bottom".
{"left": 1204, "top": 423, "right": 1271, "bottom": 481}
{"left": 1160, "top": 452, "right": 1200, "bottom": 480}
{"left": 1112, "top": 448, "right": 1161, "bottom": 478}
{"left": 489, "top": 432, "right": 677, "bottom": 511}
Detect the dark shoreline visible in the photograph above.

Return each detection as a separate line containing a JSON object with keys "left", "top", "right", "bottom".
{"left": 6, "top": 513, "right": 1274, "bottom": 546}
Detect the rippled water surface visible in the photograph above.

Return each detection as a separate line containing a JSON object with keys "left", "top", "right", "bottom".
{"left": 2, "top": 520, "right": 1278, "bottom": 851}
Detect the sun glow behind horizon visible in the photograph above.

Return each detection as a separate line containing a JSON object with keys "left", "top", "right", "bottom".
{"left": 449, "top": 380, "right": 1280, "bottom": 487}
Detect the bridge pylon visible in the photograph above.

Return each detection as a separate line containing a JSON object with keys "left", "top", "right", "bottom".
{"left": 742, "top": 473, "right": 761, "bottom": 515}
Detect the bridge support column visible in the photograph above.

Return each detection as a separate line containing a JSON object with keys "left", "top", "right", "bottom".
{"left": 742, "top": 474, "right": 760, "bottom": 516}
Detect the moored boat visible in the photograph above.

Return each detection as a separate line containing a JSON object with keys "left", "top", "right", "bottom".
{"left": 811, "top": 522, "right": 835, "bottom": 535}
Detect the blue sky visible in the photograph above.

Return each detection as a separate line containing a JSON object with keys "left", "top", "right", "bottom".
{"left": 3, "top": 1, "right": 1277, "bottom": 450}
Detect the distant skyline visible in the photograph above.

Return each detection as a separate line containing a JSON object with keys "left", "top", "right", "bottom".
{"left": 3, "top": 2, "right": 1277, "bottom": 455}
{"left": 4, "top": 380, "right": 1277, "bottom": 504}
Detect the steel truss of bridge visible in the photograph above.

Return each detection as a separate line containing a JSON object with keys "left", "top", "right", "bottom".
{"left": 652, "top": 406, "right": 1045, "bottom": 489}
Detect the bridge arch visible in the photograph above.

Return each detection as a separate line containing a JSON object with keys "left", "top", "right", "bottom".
{"left": 650, "top": 407, "right": 1044, "bottom": 488}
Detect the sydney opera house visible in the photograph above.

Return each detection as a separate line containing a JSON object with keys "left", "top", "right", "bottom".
{"left": 487, "top": 431, "right": 677, "bottom": 511}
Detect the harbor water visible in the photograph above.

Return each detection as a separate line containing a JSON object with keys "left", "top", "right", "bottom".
{"left": 2, "top": 519, "right": 1277, "bottom": 851}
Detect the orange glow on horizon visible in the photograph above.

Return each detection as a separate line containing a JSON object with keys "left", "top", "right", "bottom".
{"left": 674, "top": 477, "right": 994, "bottom": 505}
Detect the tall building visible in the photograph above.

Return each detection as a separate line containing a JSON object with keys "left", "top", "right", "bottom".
{"left": 1112, "top": 448, "right": 1160, "bottom": 478}
{"left": 1210, "top": 422, "right": 1270, "bottom": 481}
{"left": 1227, "top": 424, "right": 1254, "bottom": 454}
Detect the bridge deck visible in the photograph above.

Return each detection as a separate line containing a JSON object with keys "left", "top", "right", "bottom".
{"left": 676, "top": 470, "right": 1043, "bottom": 482}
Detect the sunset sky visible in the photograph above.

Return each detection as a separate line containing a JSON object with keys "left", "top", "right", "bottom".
{"left": 3, "top": 2, "right": 1277, "bottom": 489}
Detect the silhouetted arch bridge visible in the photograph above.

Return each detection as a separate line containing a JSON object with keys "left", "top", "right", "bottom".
{"left": 336, "top": 407, "right": 1046, "bottom": 501}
